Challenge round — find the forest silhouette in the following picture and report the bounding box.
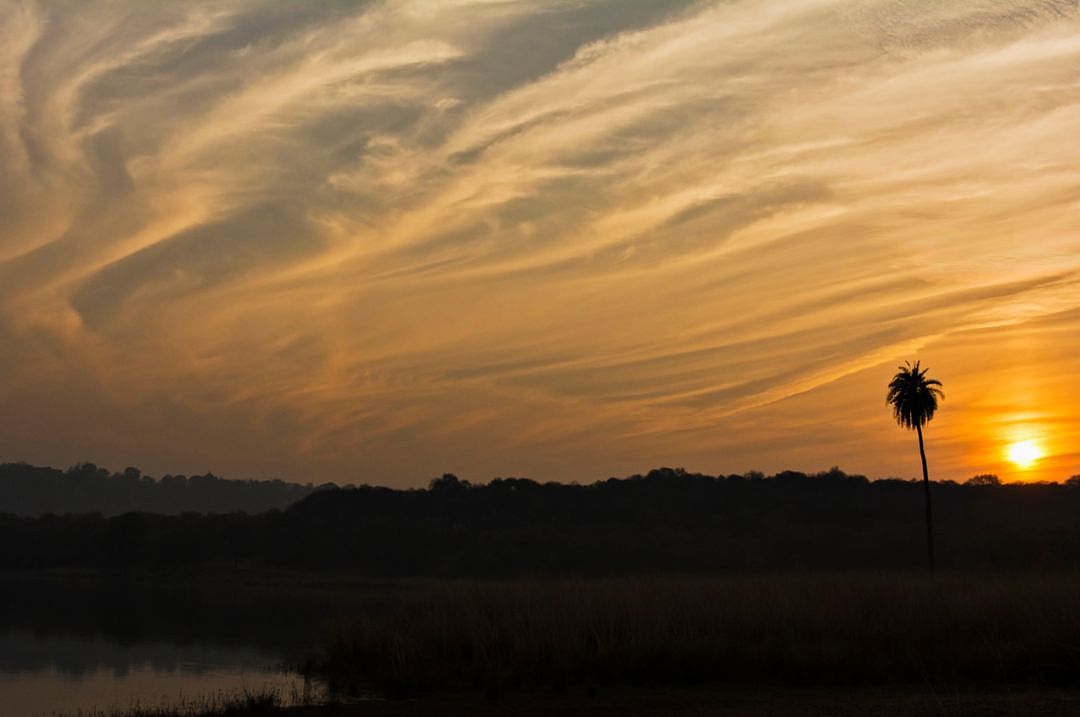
[0,462,321,516]
[2,465,1079,575]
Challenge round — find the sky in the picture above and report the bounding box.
[0,0,1078,486]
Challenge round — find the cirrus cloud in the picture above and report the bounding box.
[1,0,1078,484]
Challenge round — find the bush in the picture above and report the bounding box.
[964,474,1000,487]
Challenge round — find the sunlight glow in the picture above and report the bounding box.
[1007,440,1044,469]
[2,1,1080,483]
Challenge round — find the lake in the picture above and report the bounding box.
[0,572,406,717]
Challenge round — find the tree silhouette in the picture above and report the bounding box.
[965,473,1000,487]
[886,360,944,573]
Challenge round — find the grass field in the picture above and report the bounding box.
[320,573,1080,697]
[68,688,1080,717]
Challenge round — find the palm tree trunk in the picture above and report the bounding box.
[917,423,935,573]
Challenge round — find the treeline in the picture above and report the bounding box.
[0,462,325,516]
[2,467,1080,575]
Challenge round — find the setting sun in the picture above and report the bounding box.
[1007,440,1044,469]
[6,2,1080,714]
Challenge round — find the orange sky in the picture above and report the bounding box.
[0,0,1077,486]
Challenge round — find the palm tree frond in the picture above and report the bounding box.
[885,361,944,431]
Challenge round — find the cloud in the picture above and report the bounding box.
[0,0,1077,484]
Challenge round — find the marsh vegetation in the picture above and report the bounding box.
[321,573,1080,698]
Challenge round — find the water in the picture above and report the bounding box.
[0,573,400,717]
[0,632,313,716]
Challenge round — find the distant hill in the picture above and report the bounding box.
[0,462,326,516]
[2,467,1079,574]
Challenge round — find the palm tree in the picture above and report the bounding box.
[887,360,944,573]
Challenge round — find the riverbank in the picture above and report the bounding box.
[105,686,1080,717]
[31,571,1080,716]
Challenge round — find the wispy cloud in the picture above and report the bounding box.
[1,0,1077,483]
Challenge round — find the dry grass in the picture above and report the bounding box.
[322,573,1080,696]
[64,689,285,717]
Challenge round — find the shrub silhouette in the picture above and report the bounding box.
[965,474,1000,487]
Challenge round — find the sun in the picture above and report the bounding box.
[1007,440,1043,469]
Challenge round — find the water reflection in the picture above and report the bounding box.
[0,663,310,717]
[0,630,286,677]
[0,573,401,716]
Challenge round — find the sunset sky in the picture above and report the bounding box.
[1,0,1077,486]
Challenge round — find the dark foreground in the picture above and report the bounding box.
[322,574,1080,696]
[308,690,1080,717]
[45,572,1080,716]
[106,687,1080,717]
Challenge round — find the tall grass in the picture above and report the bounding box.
[65,688,286,717]
[322,573,1080,696]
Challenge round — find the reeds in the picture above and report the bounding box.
[67,688,283,717]
[322,573,1080,696]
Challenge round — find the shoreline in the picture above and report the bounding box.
[98,686,1080,717]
